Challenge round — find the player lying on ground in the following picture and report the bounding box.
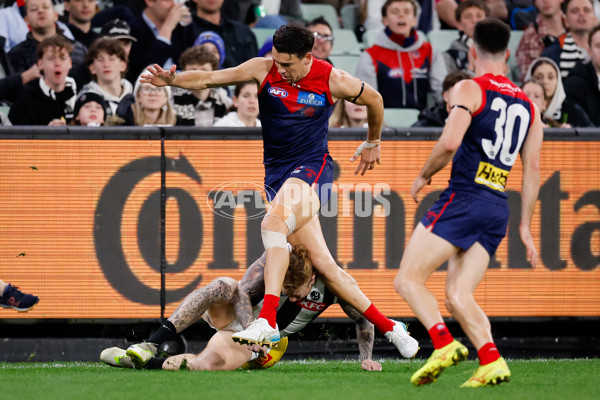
[101,245,384,371]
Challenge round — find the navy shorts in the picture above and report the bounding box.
[264,154,334,206]
[420,189,509,256]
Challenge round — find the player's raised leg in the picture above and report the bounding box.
[395,223,468,385]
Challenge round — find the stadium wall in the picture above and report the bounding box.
[0,126,598,360]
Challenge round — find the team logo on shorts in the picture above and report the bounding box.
[268,87,288,98]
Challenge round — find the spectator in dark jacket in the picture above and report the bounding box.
[0,35,41,104]
[64,0,101,48]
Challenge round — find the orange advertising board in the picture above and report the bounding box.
[0,139,598,319]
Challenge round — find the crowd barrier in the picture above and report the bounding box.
[0,126,599,320]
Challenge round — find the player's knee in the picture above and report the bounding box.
[262,203,297,234]
[210,277,237,299]
[444,289,467,313]
[394,270,412,297]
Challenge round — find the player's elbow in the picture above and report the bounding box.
[439,136,461,153]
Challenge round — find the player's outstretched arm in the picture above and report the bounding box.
[519,105,543,268]
[329,68,383,176]
[410,79,480,203]
[339,299,381,371]
[140,58,272,91]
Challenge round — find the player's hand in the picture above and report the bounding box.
[519,223,538,268]
[141,64,177,87]
[410,175,431,203]
[247,343,271,356]
[361,359,382,371]
[350,143,381,176]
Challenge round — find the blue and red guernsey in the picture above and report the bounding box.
[449,74,535,200]
[258,58,335,168]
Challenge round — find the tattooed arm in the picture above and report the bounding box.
[234,252,267,329]
[339,300,382,371]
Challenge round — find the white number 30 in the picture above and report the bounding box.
[482,97,529,167]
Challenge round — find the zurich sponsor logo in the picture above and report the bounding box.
[298,91,325,106]
[268,87,288,98]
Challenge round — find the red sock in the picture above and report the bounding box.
[478,342,500,365]
[257,294,279,328]
[362,303,395,334]
[428,323,454,349]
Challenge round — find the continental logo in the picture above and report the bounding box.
[475,161,509,192]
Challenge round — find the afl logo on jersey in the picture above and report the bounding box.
[268,87,288,98]
[388,68,403,78]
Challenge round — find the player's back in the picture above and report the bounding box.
[449,74,535,200]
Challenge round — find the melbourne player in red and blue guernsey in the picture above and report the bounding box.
[394,18,544,387]
[141,24,419,359]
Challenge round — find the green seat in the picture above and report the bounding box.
[301,3,340,29]
[252,28,276,48]
[331,29,361,55]
[0,105,10,116]
[329,55,360,74]
[384,108,421,127]
[340,3,358,30]
[507,30,524,84]
[427,29,459,54]
[363,29,380,49]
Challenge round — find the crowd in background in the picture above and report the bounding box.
[0,0,599,128]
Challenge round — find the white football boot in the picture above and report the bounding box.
[100,347,134,368]
[384,320,419,358]
[126,342,157,368]
[231,318,280,347]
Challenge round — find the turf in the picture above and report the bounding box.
[1,359,598,400]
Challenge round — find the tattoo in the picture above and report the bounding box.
[168,278,237,331]
[239,253,266,305]
[340,300,375,362]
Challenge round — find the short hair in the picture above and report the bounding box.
[589,23,600,47]
[382,0,418,17]
[36,35,73,60]
[442,70,472,93]
[562,0,594,14]
[455,0,490,22]
[273,24,314,58]
[283,245,313,290]
[179,45,219,71]
[306,16,333,32]
[473,18,510,56]
[85,38,127,69]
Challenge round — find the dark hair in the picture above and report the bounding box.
[283,245,313,290]
[306,16,333,32]
[589,23,600,47]
[442,70,472,92]
[233,82,256,97]
[85,38,128,78]
[455,0,490,22]
[273,24,314,58]
[562,0,594,14]
[473,18,510,55]
[382,0,418,17]
[36,35,73,60]
[179,45,219,71]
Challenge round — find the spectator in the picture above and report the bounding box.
[9,35,78,126]
[127,0,196,83]
[64,0,101,48]
[361,0,460,32]
[190,0,258,68]
[258,36,274,58]
[194,30,226,68]
[114,70,178,126]
[516,0,566,83]
[524,56,592,126]
[70,90,111,125]
[214,82,260,127]
[329,99,369,128]
[564,24,600,126]
[172,45,232,126]
[306,16,335,65]
[80,38,133,115]
[521,80,550,126]
[356,0,446,109]
[7,0,87,74]
[0,35,41,104]
[100,18,138,59]
[412,69,471,127]
[444,0,490,75]
[542,0,597,77]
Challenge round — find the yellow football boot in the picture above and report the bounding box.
[410,340,469,386]
[461,357,510,388]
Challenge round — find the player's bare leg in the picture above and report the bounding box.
[290,215,418,358]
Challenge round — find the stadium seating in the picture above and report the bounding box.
[427,29,459,54]
[362,29,380,48]
[331,29,361,55]
[252,27,276,48]
[384,108,421,127]
[340,3,358,30]
[0,105,9,116]
[507,30,524,83]
[301,3,340,29]
[329,55,360,74]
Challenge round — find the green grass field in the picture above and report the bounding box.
[1,359,598,400]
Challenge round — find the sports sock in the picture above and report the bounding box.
[428,322,454,349]
[257,294,280,328]
[478,342,500,365]
[147,320,177,347]
[362,303,395,334]
[145,357,167,370]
